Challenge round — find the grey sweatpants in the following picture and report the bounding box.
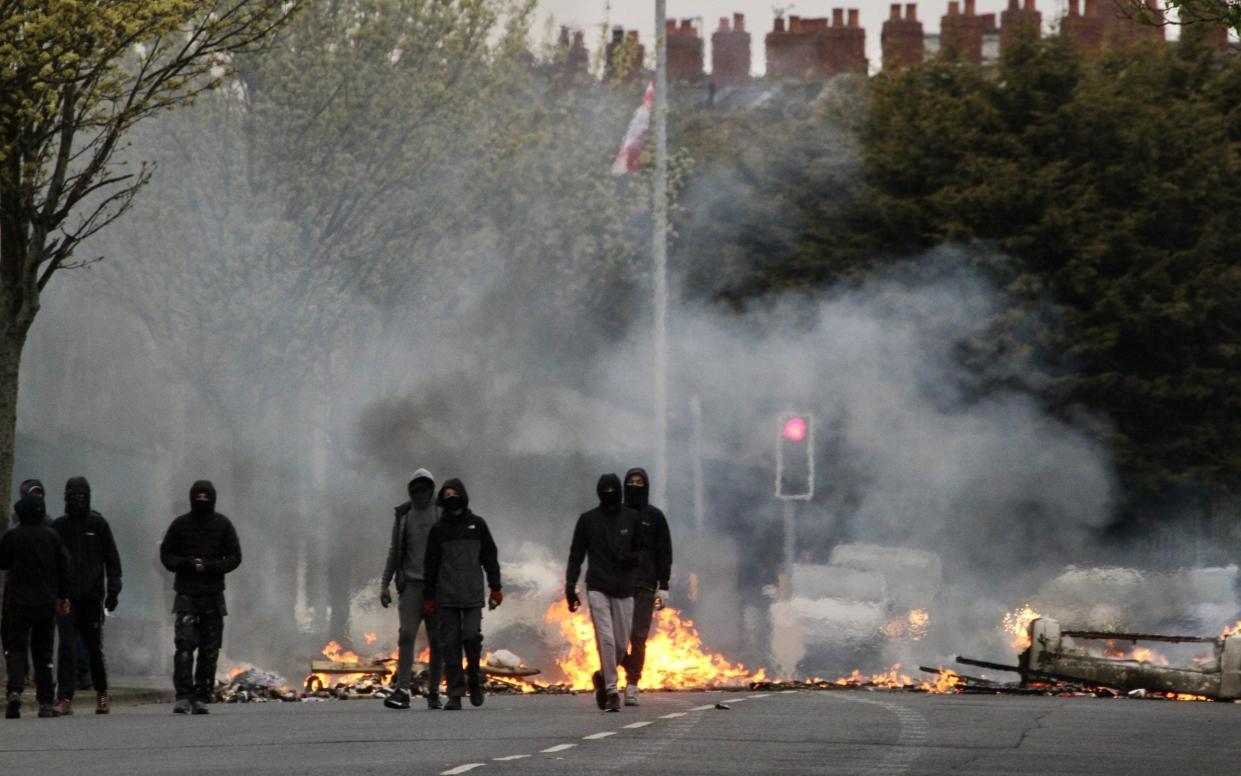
[397,586,442,693]
[587,590,634,694]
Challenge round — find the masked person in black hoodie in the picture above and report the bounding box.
[619,468,672,707]
[159,481,242,715]
[423,479,502,711]
[565,473,642,712]
[2,479,47,664]
[0,494,71,719]
[51,477,122,716]
[379,468,444,709]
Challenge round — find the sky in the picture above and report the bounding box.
[536,0,1079,74]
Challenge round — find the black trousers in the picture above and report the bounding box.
[622,588,657,685]
[440,607,482,699]
[5,609,56,704]
[57,598,108,700]
[172,595,225,702]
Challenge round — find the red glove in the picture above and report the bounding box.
[489,589,503,610]
[422,598,436,614]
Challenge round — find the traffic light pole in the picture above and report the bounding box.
[653,0,670,511]
[782,500,796,600]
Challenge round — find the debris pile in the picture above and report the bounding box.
[215,665,301,703]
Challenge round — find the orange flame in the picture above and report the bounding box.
[832,663,914,689]
[305,640,390,691]
[1220,620,1241,639]
[1003,605,1041,651]
[918,667,964,694]
[881,609,930,640]
[542,601,765,689]
[364,632,378,645]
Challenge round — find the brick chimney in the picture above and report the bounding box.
[882,3,925,69]
[824,8,868,74]
[1100,0,1165,47]
[712,13,752,87]
[766,14,826,79]
[941,0,984,63]
[1061,0,1104,54]
[1000,0,1042,54]
[605,28,644,83]
[668,19,704,82]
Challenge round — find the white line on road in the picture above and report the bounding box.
[493,755,530,761]
[660,712,688,718]
[690,704,715,711]
[748,694,770,699]
[540,744,577,753]
[729,698,748,703]
[583,731,616,740]
[623,721,654,728]
[441,765,485,775]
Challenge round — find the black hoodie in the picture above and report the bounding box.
[566,474,642,598]
[159,481,242,596]
[423,479,501,608]
[0,495,71,614]
[623,468,673,591]
[52,476,122,602]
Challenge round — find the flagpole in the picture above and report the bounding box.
[653,0,669,511]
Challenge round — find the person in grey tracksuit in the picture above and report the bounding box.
[379,468,444,709]
[423,479,502,710]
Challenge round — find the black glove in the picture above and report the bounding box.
[380,589,392,608]
[105,592,119,613]
[565,585,581,613]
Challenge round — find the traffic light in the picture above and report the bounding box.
[776,413,814,500]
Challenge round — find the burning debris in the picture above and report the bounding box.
[215,665,301,703]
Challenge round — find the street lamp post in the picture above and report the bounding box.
[653,0,669,510]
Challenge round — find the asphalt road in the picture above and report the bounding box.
[0,689,1238,775]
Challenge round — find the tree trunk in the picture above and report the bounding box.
[0,319,32,544]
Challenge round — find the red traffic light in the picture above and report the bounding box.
[782,417,807,442]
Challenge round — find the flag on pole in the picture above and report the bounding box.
[611,79,656,175]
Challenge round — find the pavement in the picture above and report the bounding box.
[0,688,1237,775]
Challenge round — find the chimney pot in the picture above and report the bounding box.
[734,13,746,31]
[680,19,694,35]
[1084,0,1097,15]
[906,3,918,20]
[720,16,730,31]
[1068,0,1079,13]
[848,8,860,26]
[1023,0,1036,10]
[890,3,902,20]
[612,26,623,43]
[1007,0,1018,8]
[948,1,960,14]
[665,19,676,34]
[965,0,976,14]
[833,8,845,25]
[789,15,801,32]
[774,17,785,32]
[573,30,584,45]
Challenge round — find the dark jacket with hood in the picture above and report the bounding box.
[381,468,437,594]
[423,479,501,609]
[0,495,71,614]
[566,474,642,598]
[52,476,122,603]
[7,478,47,530]
[623,468,673,591]
[159,481,242,596]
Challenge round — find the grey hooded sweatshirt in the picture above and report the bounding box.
[381,468,437,594]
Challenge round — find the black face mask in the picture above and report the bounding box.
[66,493,89,516]
[624,483,648,508]
[442,495,464,513]
[411,484,434,509]
[600,489,621,509]
[191,496,214,516]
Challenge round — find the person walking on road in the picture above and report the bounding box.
[379,468,444,709]
[159,480,241,715]
[423,479,502,711]
[52,477,122,716]
[565,473,642,712]
[2,479,48,665]
[620,467,672,707]
[0,494,71,719]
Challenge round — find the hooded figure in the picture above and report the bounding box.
[619,467,673,706]
[51,476,122,715]
[3,479,48,665]
[423,479,502,710]
[565,473,643,712]
[0,494,71,718]
[159,480,242,714]
[379,468,445,709]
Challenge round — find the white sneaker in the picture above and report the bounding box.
[624,685,639,707]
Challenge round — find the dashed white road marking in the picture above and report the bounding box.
[689,704,715,711]
[440,765,485,775]
[660,711,687,718]
[540,743,577,753]
[492,755,530,761]
[583,731,616,740]
[728,698,748,703]
[623,721,654,728]
[748,694,770,699]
